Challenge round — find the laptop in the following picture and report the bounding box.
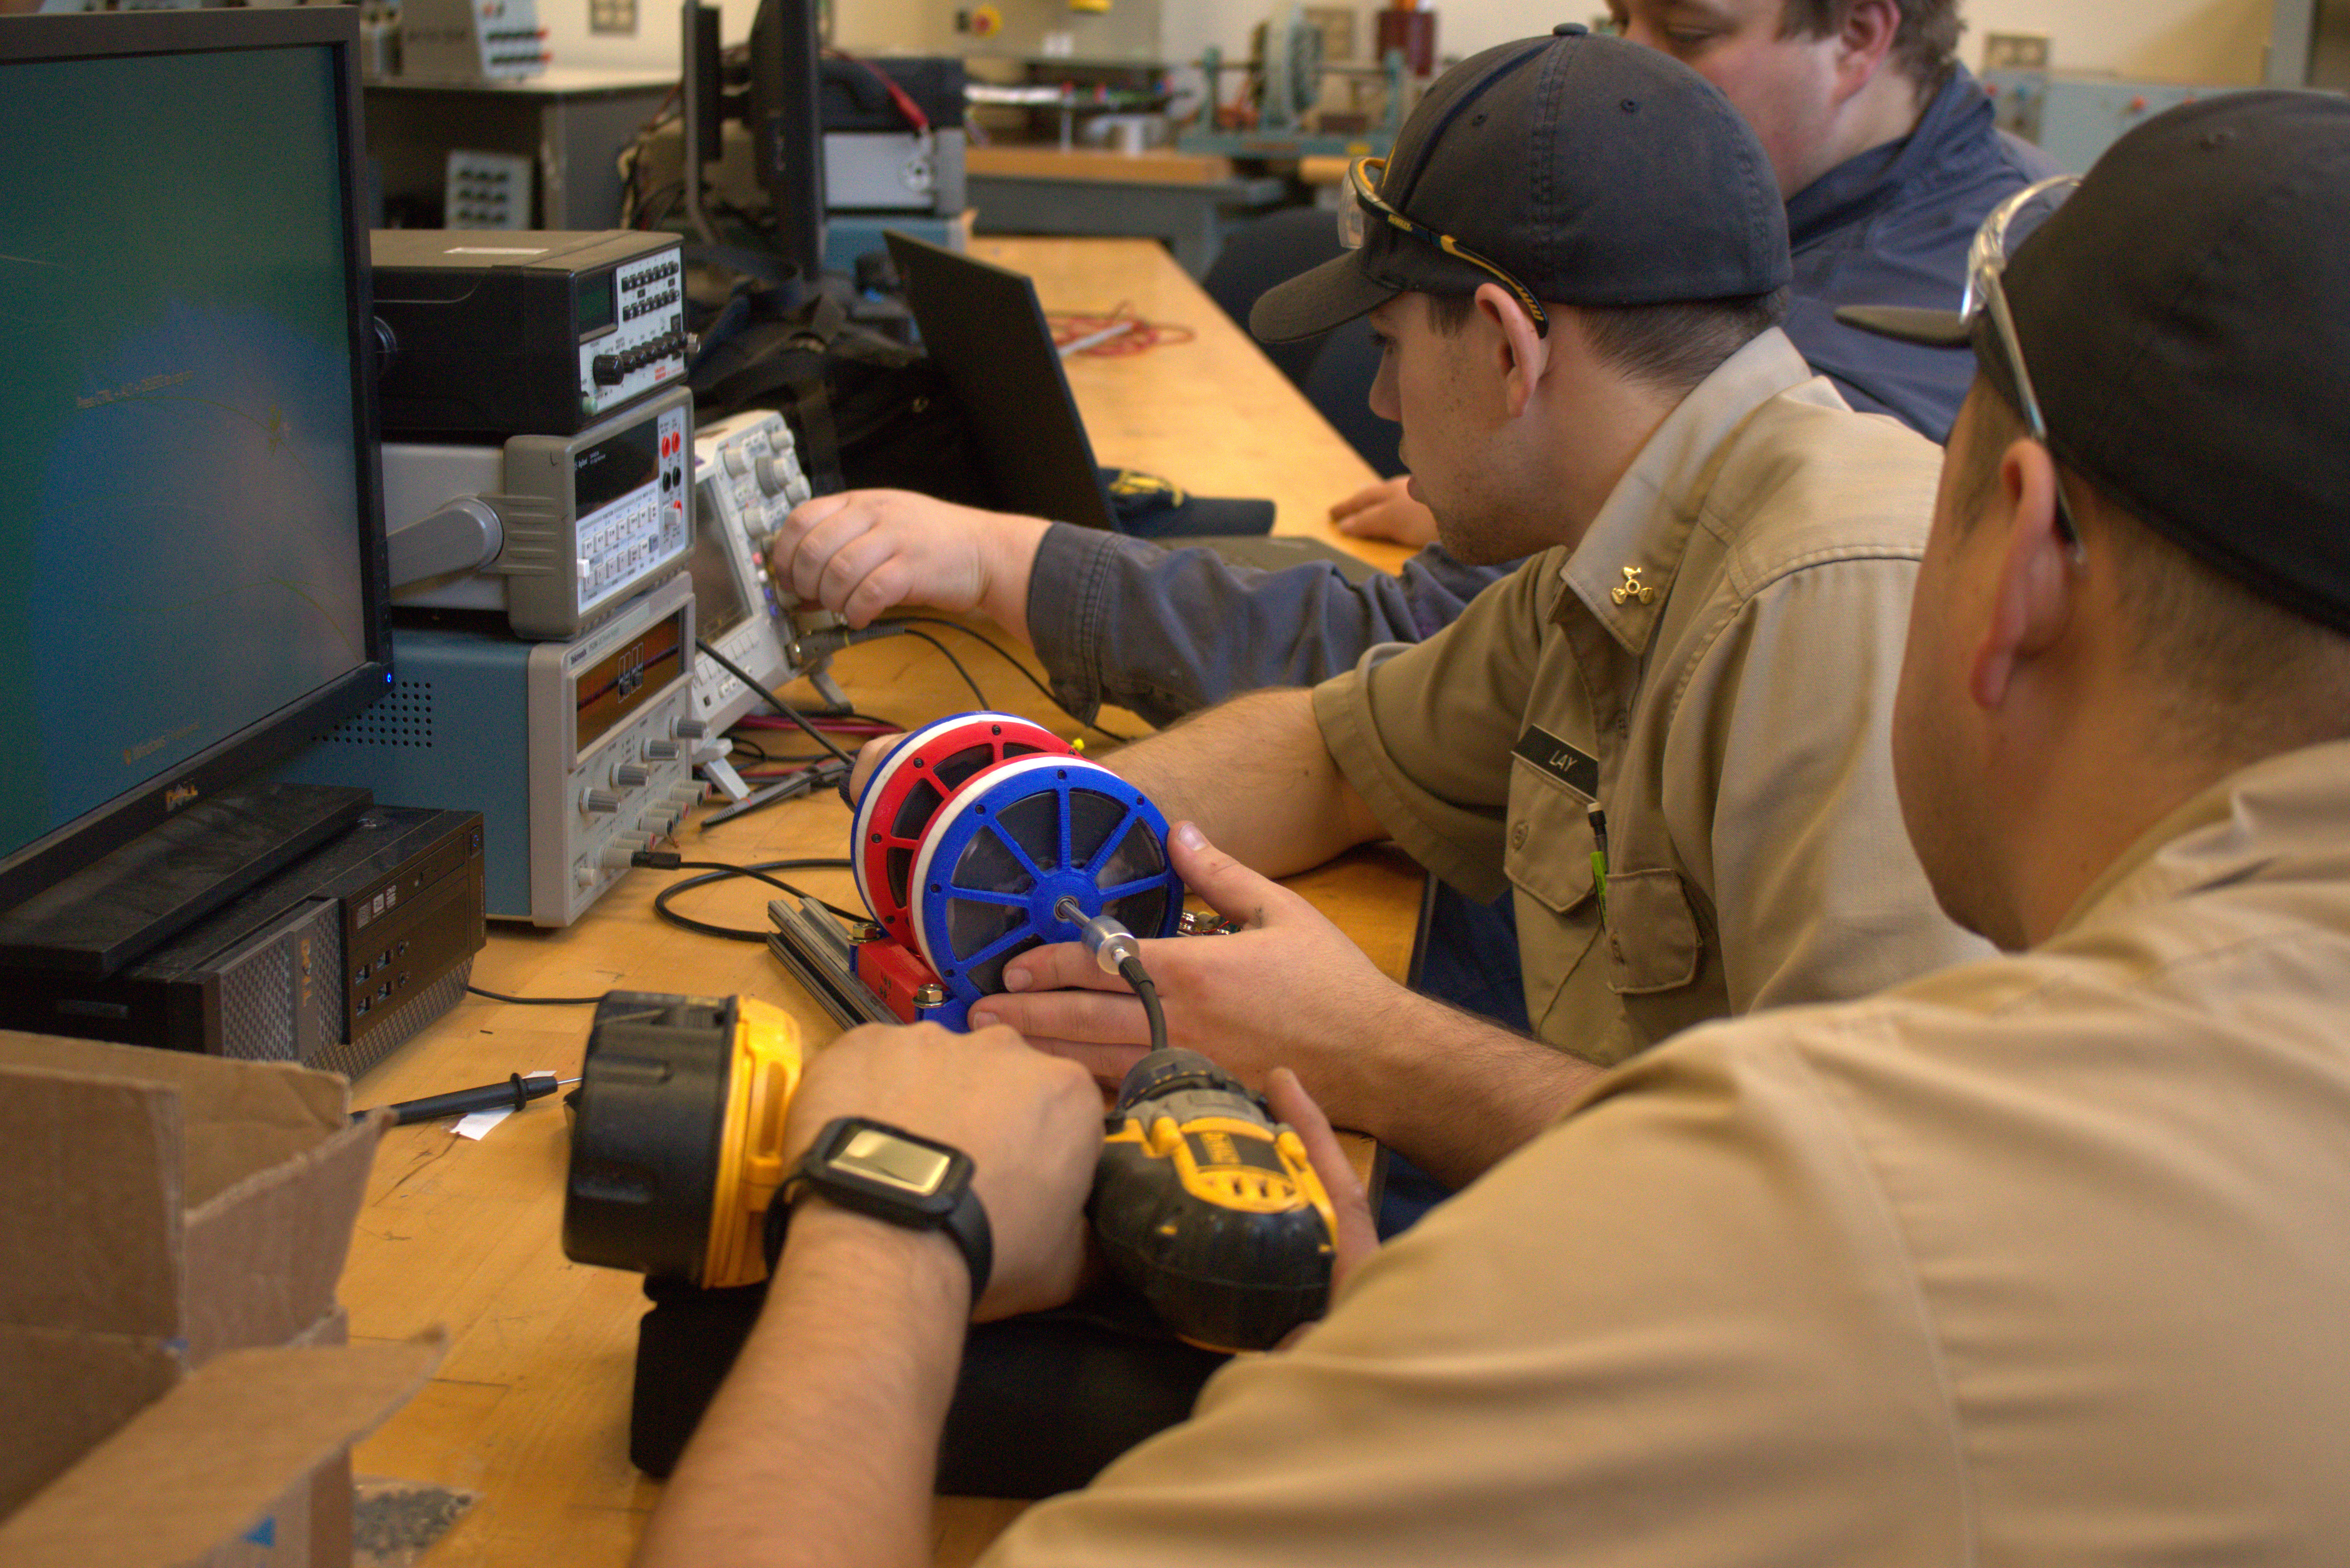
[883,231,1381,585]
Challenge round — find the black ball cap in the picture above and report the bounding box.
[1841,91,2350,635]
[1250,30,1787,343]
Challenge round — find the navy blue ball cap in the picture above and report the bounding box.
[1250,29,1789,344]
[1846,90,2350,634]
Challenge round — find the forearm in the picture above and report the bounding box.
[1344,989,1601,1188]
[634,1204,970,1568]
[1023,528,1482,729]
[1102,688,1384,878]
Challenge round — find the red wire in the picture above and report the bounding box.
[823,46,931,134]
[1047,303,1196,357]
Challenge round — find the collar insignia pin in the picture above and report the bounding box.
[1611,565,1656,607]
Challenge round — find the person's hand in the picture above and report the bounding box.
[1263,1067,1379,1300]
[771,490,1051,640]
[846,731,900,803]
[1328,475,1438,548]
[967,822,1410,1139]
[779,1021,1103,1320]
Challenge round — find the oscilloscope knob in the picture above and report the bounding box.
[671,717,708,740]
[754,456,786,497]
[644,740,680,761]
[612,763,651,788]
[723,447,753,478]
[583,790,622,815]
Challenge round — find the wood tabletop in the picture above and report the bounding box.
[964,145,1245,186]
[342,236,1419,1568]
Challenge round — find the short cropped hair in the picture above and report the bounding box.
[1423,287,1790,397]
[1951,383,2350,758]
[1780,0,1963,95]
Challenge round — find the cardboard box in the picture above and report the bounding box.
[0,1034,441,1567]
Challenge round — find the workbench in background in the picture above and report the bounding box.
[965,146,1291,276]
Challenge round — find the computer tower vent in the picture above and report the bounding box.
[216,899,343,1063]
[322,679,435,749]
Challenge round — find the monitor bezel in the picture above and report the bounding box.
[0,7,396,915]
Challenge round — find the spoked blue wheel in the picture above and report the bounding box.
[909,754,1186,1013]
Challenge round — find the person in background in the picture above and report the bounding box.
[641,90,2350,1568]
[1331,0,2056,546]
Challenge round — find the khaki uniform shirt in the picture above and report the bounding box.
[983,740,2350,1566]
[1313,330,1989,1063]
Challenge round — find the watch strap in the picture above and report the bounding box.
[783,1120,994,1303]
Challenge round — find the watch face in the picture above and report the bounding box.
[833,1127,955,1197]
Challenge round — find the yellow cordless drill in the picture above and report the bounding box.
[563,990,1336,1352]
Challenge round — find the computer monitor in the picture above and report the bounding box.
[0,9,394,919]
[746,0,827,280]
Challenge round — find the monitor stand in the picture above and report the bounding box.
[0,782,371,977]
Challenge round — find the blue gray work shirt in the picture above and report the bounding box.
[1026,67,2058,728]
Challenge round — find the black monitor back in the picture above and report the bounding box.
[884,231,1120,532]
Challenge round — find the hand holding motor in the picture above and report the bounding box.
[1328,475,1439,548]
[779,1021,1103,1320]
[968,822,1414,1140]
[772,490,1050,641]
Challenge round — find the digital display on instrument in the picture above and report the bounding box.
[575,271,614,338]
[572,399,689,612]
[574,606,686,754]
[575,420,658,514]
[685,480,751,642]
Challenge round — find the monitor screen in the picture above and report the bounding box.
[0,10,392,912]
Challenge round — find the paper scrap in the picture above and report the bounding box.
[452,1071,555,1141]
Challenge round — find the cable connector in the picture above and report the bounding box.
[1054,896,1143,976]
[790,622,907,660]
[632,849,685,869]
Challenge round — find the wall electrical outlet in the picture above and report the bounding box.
[591,0,637,35]
[1983,31,2052,71]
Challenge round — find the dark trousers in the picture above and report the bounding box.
[1381,880,1525,1236]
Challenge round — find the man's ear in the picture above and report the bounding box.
[1969,437,2081,710]
[1831,0,1902,102]
[1475,282,1551,420]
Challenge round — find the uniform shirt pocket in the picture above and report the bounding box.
[1502,754,1597,914]
[1602,866,1704,995]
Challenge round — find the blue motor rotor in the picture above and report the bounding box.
[907,754,1186,1019]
